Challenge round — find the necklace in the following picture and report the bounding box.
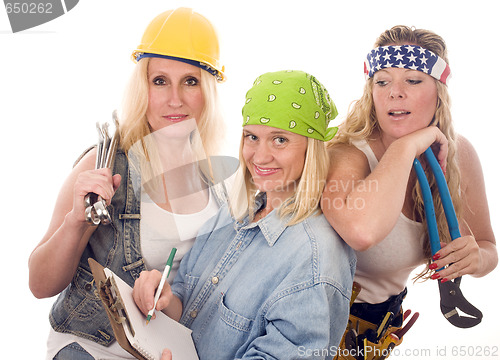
[253,208,268,222]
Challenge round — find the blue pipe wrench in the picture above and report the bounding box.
[414,148,482,328]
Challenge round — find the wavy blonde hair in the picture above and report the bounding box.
[117,58,224,188]
[230,136,330,226]
[330,25,462,278]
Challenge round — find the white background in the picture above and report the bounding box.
[1,0,498,359]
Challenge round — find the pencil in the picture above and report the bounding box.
[146,247,177,324]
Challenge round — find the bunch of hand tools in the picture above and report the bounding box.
[84,111,120,226]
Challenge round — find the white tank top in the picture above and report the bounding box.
[352,140,426,304]
[140,187,219,281]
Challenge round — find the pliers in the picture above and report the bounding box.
[413,147,482,328]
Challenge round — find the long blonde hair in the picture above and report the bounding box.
[331,25,462,278]
[118,58,224,188]
[231,136,330,226]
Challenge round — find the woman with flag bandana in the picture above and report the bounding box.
[321,25,497,355]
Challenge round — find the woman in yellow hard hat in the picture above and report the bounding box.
[29,8,232,359]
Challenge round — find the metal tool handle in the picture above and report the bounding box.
[84,111,120,226]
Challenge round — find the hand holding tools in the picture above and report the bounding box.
[413,148,482,328]
[84,111,120,226]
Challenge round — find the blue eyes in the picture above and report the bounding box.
[244,134,288,145]
[375,79,423,86]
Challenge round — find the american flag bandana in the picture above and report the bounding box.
[364,45,451,85]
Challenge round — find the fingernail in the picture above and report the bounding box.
[441,278,449,283]
[432,253,441,261]
[429,263,438,270]
[431,273,441,280]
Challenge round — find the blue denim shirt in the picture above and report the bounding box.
[171,199,356,360]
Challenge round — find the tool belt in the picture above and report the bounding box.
[334,313,403,360]
[334,283,407,360]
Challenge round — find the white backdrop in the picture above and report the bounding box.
[1,0,498,359]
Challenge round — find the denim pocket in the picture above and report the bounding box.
[218,294,253,332]
[56,266,102,321]
[50,266,115,344]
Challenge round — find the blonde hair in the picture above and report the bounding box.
[230,136,330,226]
[118,58,224,188]
[330,25,462,278]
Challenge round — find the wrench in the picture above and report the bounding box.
[84,111,120,226]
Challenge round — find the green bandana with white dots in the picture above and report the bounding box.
[242,70,338,141]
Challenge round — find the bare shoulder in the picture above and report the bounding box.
[456,134,479,161]
[456,134,483,169]
[73,147,98,172]
[455,134,485,190]
[57,147,98,200]
[327,142,370,178]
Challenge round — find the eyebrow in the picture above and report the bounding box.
[375,68,424,76]
[269,131,289,136]
[148,70,201,79]
[243,129,290,136]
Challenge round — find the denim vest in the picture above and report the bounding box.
[49,148,228,346]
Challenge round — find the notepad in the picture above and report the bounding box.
[89,258,198,360]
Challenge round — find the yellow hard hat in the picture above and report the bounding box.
[132,7,225,82]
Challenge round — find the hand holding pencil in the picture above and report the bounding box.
[133,248,178,323]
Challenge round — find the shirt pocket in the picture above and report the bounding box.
[218,293,254,332]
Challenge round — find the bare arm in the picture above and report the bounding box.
[321,126,448,251]
[432,135,497,279]
[28,149,121,298]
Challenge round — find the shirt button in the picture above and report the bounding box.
[190,310,198,318]
[211,276,219,285]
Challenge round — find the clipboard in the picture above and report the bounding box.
[89,258,199,360]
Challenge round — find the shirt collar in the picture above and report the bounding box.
[235,193,290,247]
[257,210,290,247]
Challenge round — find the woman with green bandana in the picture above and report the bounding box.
[133,70,356,360]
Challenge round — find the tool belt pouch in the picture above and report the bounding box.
[334,314,403,360]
